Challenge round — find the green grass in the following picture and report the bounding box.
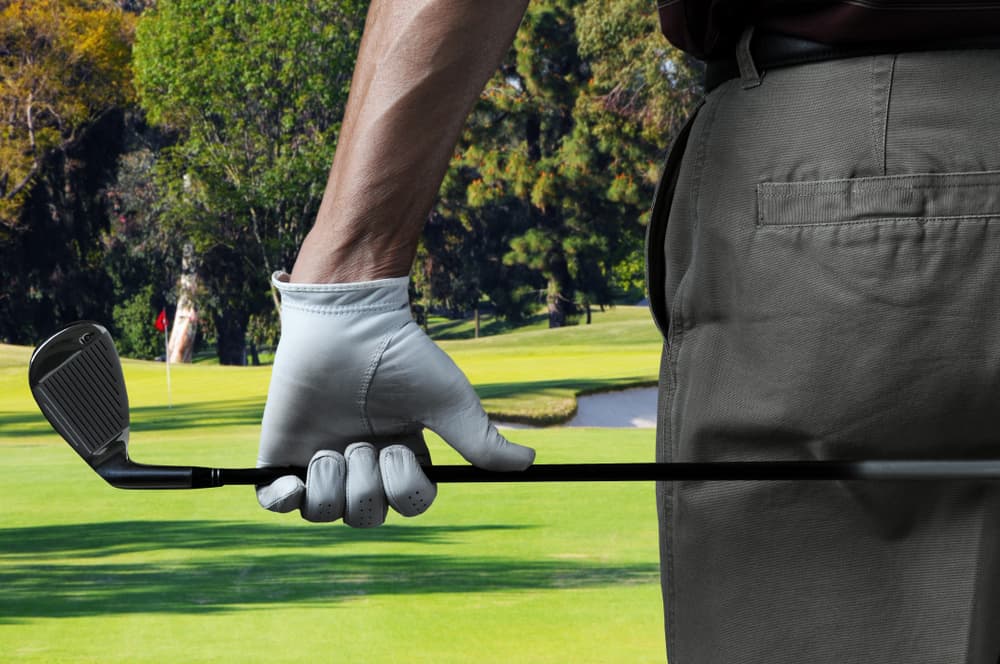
[0,310,667,663]
[425,310,552,340]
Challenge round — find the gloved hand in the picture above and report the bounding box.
[256,271,535,527]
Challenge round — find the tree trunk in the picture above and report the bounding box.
[547,254,576,329]
[168,244,198,363]
[474,305,480,339]
[585,301,592,325]
[548,285,570,327]
[213,310,248,366]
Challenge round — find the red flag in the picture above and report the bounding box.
[155,308,168,332]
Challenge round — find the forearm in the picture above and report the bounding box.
[292,0,530,283]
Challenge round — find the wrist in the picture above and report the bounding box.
[273,270,409,297]
[290,227,416,284]
[271,270,412,326]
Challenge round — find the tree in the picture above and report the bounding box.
[0,0,135,225]
[132,0,367,363]
[569,0,702,313]
[433,0,700,328]
[102,114,183,355]
[0,0,137,343]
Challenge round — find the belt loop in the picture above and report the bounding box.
[737,26,762,89]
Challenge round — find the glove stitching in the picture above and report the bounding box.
[259,482,302,511]
[279,301,407,315]
[358,318,413,435]
[272,273,408,293]
[358,330,396,436]
[380,453,399,513]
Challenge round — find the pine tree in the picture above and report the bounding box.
[433,0,700,328]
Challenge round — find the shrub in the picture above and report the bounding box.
[112,285,164,359]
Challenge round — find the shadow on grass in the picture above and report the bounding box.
[0,399,266,440]
[129,399,265,432]
[0,521,658,621]
[0,410,53,438]
[428,313,549,341]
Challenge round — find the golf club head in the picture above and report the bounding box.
[29,321,131,471]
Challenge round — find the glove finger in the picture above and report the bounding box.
[256,474,306,513]
[379,445,436,517]
[432,402,535,471]
[302,450,347,523]
[344,443,388,528]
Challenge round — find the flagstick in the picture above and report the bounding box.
[164,320,172,408]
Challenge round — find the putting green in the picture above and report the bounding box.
[0,309,668,662]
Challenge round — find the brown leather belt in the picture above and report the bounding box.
[704,29,1000,93]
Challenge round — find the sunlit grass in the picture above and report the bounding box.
[0,311,666,662]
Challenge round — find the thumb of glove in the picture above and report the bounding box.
[428,398,535,471]
[366,313,535,471]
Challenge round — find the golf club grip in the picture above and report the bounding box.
[214,460,1000,487]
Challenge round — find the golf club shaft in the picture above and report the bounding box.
[98,460,1000,489]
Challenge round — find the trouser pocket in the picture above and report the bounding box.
[645,101,703,337]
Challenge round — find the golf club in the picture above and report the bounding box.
[28,320,1000,489]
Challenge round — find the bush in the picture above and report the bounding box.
[490,285,542,324]
[112,285,164,359]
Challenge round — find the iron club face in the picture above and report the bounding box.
[29,321,132,473]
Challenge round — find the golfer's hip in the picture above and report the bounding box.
[654,48,1000,664]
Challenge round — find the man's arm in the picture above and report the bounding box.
[292,0,531,283]
[256,1,536,526]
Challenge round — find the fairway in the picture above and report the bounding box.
[0,309,667,663]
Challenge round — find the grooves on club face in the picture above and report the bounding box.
[29,321,130,464]
[28,321,142,486]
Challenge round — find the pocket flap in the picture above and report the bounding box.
[757,170,1000,227]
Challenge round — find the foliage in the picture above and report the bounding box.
[111,282,163,359]
[131,0,367,363]
[431,0,700,328]
[0,0,135,226]
[1,0,702,350]
[0,108,131,344]
[114,0,156,13]
[0,0,138,344]
[102,115,180,307]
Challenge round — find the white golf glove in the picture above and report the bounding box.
[256,271,535,527]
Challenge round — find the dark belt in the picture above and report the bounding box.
[704,29,1000,93]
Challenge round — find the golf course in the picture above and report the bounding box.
[0,307,668,663]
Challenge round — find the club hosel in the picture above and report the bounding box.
[95,453,205,489]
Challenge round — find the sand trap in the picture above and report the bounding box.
[565,386,657,428]
[497,386,658,429]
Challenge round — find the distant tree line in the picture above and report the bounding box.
[0,0,700,363]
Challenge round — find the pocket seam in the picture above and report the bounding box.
[757,170,1000,228]
[757,213,1000,230]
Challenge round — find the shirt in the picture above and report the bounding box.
[657,0,1000,60]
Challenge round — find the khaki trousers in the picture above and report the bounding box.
[649,49,1000,663]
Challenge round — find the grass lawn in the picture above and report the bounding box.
[0,309,667,663]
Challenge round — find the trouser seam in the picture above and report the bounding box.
[661,85,727,664]
[872,54,897,176]
[883,55,896,175]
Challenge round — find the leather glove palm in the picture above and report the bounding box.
[256,271,535,527]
